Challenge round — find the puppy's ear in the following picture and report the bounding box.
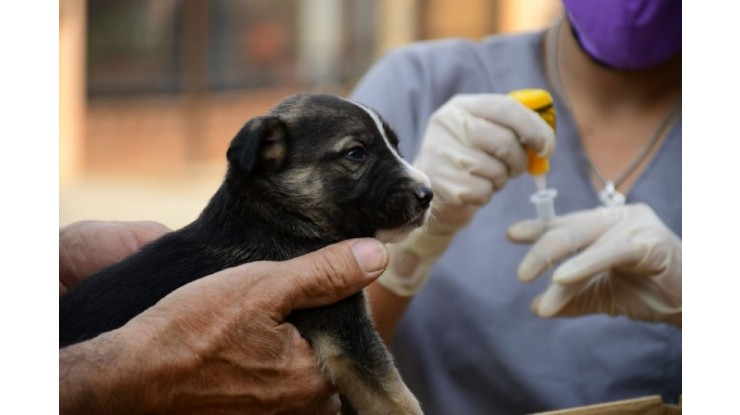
[227,116,289,174]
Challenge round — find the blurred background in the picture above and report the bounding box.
[59,0,562,229]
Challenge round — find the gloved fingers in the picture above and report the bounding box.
[508,207,617,243]
[426,108,527,180]
[422,144,508,206]
[507,218,547,243]
[552,213,682,284]
[433,174,496,206]
[531,278,591,317]
[452,94,556,157]
[552,238,645,285]
[516,227,579,283]
[516,219,615,283]
[458,150,510,193]
[461,115,529,178]
[417,130,504,180]
[534,272,680,321]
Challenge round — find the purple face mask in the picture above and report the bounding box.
[562,0,681,70]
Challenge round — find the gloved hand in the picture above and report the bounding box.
[507,203,682,327]
[378,94,555,296]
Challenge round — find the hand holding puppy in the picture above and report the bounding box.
[379,94,555,296]
[59,220,171,295]
[60,238,389,415]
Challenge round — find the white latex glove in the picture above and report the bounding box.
[507,203,682,327]
[378,94,555,296]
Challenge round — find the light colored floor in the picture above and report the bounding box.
[59,165,227,230]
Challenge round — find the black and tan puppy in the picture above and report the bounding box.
[60,93,432,414]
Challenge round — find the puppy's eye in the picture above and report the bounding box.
[344,147,367,161]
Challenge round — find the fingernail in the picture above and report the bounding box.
[352,239,387,274]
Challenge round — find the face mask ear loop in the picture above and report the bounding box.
[563,14,618,69]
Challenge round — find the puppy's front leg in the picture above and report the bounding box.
[293,294,422,415]
[313,330,422,415]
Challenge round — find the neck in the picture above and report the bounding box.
[554,17,681,111]
[544,16,682,200]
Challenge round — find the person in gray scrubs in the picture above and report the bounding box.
[353,1,681,413]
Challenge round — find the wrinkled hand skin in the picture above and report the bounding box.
[60,238,387,414]
[508,203,682,328]
[59,220,171,295]
[130,263,340,414]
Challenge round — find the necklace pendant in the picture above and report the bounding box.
[599,181,625,208]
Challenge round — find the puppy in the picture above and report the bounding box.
[59,93,432,414]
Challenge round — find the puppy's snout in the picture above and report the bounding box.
[414,185,434,209]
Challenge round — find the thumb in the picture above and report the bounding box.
[268,238,389,316]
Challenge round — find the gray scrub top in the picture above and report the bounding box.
[350,30,681,414]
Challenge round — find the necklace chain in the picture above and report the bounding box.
[544,17,681,207]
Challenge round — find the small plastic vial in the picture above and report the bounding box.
[530,175,557,227]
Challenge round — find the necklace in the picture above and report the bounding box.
[544,18,682,208]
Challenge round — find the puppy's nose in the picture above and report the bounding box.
[414,185,434,209]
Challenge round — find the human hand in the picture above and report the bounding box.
[59,220,171,295]
[507,203,681,327]
[379,94,555,296]
[60,238,389,415]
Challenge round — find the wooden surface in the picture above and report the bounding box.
[532,395,681,415]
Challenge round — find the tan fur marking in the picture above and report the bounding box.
[280,166,324,203]
[261,141,287,163]
[277,166,337,235]
[312,335,423,415]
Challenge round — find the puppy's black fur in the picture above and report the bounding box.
[60,93,430,414]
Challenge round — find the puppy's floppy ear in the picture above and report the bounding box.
[227,115,289,174]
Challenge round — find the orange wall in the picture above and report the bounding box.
[59,0,86,183]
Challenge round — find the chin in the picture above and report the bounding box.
[374,211,429,243]
[375,227,414,244]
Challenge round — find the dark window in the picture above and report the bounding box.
[86,0,375,96]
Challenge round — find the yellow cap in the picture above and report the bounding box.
[507,89,556,175]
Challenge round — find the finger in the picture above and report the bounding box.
[119,221,171,247]
[425,147,507,205]
[507,219,547,243]
[462,115,529,178]
[507,208,612,243]
[267,239,389,315]
[531,278,590,317]
[516,226,595,283]
[514,209,621,282]
[453,144,511,190]
[531,290,591,319]
[454,94,556,157]
[552,239,644,285]
[432,173,497,206]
